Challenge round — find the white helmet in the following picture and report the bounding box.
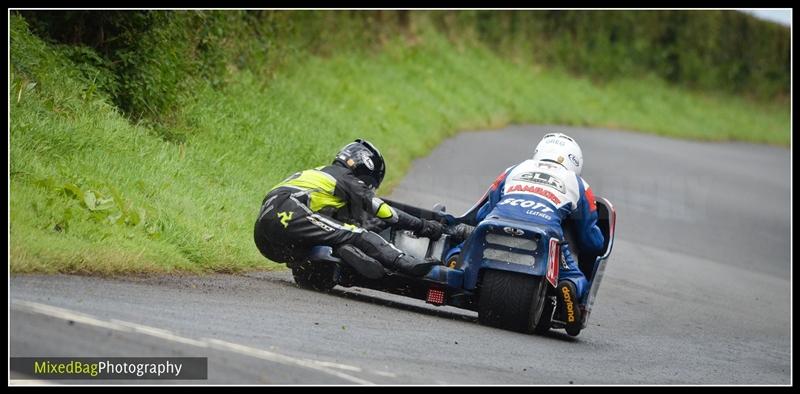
[532,133,584,175]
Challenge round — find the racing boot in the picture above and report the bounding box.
[335,244,386,280]
[389,253,438,277]
[557,280,582,336]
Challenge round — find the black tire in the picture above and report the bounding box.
[292,262,336,292]
[478,270,548,333]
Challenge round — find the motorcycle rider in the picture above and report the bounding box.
[464,133,604,335]
[254,139,445,279]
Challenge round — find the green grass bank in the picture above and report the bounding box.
[9,13,790,275]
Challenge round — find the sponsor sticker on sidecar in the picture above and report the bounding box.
[547,238,559,287]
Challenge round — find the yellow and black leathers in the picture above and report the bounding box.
[253,164,434,272]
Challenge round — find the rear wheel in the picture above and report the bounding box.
[292,262,336,292]
[478,270,548,333]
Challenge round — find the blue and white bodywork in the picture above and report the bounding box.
[303,188,616,336]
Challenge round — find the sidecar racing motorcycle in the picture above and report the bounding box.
[289,192,616,337]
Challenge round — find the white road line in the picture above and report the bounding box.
[109,319,209,348]
[11,300,375,385]
[371,370,399,378]
[310,361,362,372]
[203,339,373,385]
[12,301,132,332]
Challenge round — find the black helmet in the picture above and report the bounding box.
[333,139,386,189]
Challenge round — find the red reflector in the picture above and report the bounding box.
[426,288,445,305]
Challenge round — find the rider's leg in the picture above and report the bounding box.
[254,193,306,265]
[557,244,588,335]
[255,193,360,267]
[558,244,589,300]
[255,193,433,277]
[335,244,385,279]
[279,206,436,277]
[351,231,437,276]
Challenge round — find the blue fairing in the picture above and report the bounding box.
[459,217,561,291]
[303,192,616,328]
[424,265,465,289]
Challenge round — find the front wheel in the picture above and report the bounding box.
[292,262,336,292]
[478,270,548,333]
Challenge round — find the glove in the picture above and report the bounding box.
[446,223,475,242]
[415,219,444,241]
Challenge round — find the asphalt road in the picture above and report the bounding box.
[10,125,791,385]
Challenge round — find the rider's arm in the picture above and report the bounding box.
[332,169,423,231]
[570,177,605,253]
[475,166,515,222]
[371,197,424,231]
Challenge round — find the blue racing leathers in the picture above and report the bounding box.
[474,159,604,301]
